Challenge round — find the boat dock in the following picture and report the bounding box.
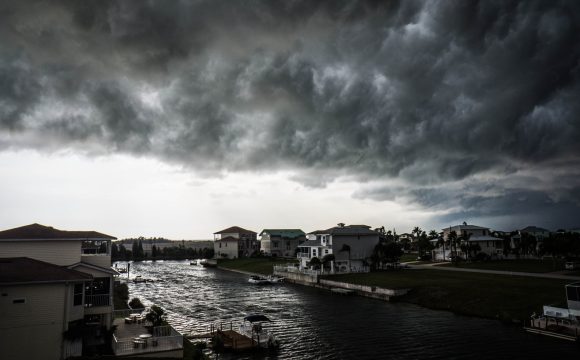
[330,287,355,295]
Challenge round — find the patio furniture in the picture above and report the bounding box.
[124,317,133,324]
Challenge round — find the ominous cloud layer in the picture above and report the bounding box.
[1,0,580,229]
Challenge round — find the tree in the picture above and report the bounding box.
[417,231,434,258]
[145,305,167,327]
[447,230,459,264]
[321,254,335,272]
[308,256,321,269]
[411,226,423,252]
[128,297,144,309]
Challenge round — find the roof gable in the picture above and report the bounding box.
[0,257,92,285]
[0,223,116,240]
[260,229,305,238]
[214,226,256,234]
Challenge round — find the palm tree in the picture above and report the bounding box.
[448,230,458,264]
[412,226,422,253]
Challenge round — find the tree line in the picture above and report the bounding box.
[111,239,214,261]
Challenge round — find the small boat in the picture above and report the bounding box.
[200,259,217,268]
[132,276,153,283]
[267,275,284,283]
[248,275,270,285]
[238,314,279,349]
[524,282,580,341]
[248,275,285,285]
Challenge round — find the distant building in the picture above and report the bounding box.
[520,226,551,241]
[433,223,503,260]
[259,229,306,257]
[0,223,118,359]
[297,224,380,272]
[213,226,259,259]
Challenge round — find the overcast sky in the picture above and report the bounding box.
[1,1,579,239]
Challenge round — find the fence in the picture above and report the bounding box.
[84,294,111,307]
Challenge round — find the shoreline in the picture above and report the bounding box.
[215,265,512,323]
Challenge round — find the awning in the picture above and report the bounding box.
[244,314,271,323]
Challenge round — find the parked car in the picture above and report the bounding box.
[565,261,580,270]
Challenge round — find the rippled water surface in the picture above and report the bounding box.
[118,260,577,359]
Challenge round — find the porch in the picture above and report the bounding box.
[112,317,184,357]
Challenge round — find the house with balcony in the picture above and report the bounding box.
[213,226,259,258]
[297,224,380,272]
[433,223,503,260]
[260,229,306,257]
[0,223,118,358]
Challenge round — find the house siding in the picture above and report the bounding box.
[0,283,67,360]
[81,254,111,268]
[0,240,81,265]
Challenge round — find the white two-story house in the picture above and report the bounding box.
[213,226,259,259]
[433,223,503,260]
[0,223,118,359]
[297,224,380,272]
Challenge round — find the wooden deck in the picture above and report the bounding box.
[217,330,257,351]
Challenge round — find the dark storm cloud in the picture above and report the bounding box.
[1,0,580,227]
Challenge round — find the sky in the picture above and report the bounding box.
[1,1,580,239]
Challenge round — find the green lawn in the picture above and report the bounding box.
[217,257,297,275]
[436,259,565,273]
[326,269,569,321]
[400,254,419,262]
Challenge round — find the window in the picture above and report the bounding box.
[74,283,83,306]
[273,242,278,248]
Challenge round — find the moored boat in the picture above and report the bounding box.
[238,314,279,349]
[524,282,580,341]
[248,275,270,285]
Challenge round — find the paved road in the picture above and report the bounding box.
[404,262,580,281]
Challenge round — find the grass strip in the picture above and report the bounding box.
[326,269,569,321]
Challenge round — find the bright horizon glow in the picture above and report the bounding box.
[0,150,439,239]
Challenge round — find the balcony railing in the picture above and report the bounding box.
[85,294,111,307]
[113,325,183,356]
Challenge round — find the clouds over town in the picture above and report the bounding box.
[1,0,580,230]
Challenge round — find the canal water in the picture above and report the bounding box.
[118,260,577,359]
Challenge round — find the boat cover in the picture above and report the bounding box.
[244,314,271,323]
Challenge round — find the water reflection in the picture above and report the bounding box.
[118,260,576,359]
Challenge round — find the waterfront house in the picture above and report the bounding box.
[213,226,259,259]
[433,223,503,260]
[0,223,118,359]
[259,229,306,257]
[297,224,380,272]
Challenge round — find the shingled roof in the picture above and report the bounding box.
[0,257,92,285]
[0,223,116,240]
[259,229,305,238]
[214,226,256,234]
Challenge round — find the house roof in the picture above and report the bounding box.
[214,226,256,235]
[68,262,120,275]
[0,223,116,241]
[443,224,489,232]
[307,225,378,237]
[298,239,322,247]
[0,257,92,285]
[259,229,305,238]
[521,226,550,233]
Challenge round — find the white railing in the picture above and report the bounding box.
[85,294,111,307]
[113,326,183,356]
[113,308,146,318]
[297,253,310,258]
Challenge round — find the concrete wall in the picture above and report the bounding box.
[0,283,67,360]
[0,240,81,265]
